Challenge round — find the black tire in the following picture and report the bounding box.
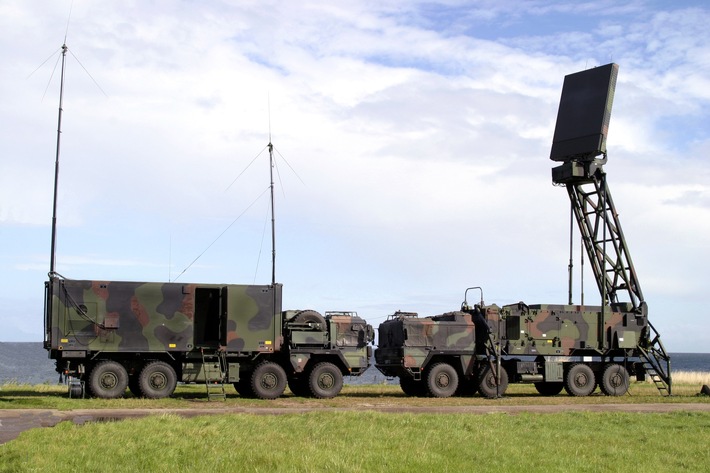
[308,362,344,399]
[564,363,596,397]
[128,376,142,397]
[85,380,97,398]
[293,310,326,327]
[456,377,479,397]
[600,364,629,396]
[288,376,311,397]
[534,382,564,396]
[88,360,128,399]
[426,363,459,398]
[250,362,287,400]
[233,379,255,397]
[399,377,427,397]
[68,382,84,398]
[477,365,509,399]
[139,361,177,399]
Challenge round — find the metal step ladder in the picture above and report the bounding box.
[200,347,227,401]
[638,322,672,396]
[483,333,505,397]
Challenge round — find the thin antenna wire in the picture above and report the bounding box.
[253,199,270,284]
[40,52,63,103]
[64,0,74,43]
[224,144,269,191]
[27,47,62,80]
[174,186,270,281]
[272,151,286,199]
[68,49,108,97]
[169,234,172,282]
[274,147,306,187]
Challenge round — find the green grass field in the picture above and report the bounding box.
[1,374,708,472]
[1,410,708,472]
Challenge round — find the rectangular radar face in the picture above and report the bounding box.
[550,63,618,162]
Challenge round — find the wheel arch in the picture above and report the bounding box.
[295,352,351,376]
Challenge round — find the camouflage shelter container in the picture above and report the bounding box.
[45,275,373,400]
[498,303,646,356]
[45,278,281,355]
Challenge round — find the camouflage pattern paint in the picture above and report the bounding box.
[224,284,282,352]
[327,313,373,372]
[286,312,373,374]
[44,275,373,398]
[375,300,650,392]
[47,278,198,353]
[375,311,475,379]
[496,303,645,356]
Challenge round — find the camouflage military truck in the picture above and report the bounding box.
[44,275,374,399]
[40,50,373,400]
[375,289,664,398]
[376,63,672,399]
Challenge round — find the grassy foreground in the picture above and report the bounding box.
[1,410,709,473]
[0,376,708,472]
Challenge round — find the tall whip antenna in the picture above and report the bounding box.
[269,141,276,286]
[49,43,68,276]
[49,1,74,275]
[268,94,276,285]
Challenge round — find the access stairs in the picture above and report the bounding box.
[200,347,228,401]
[483,333,505,398]
[638,322,672,396]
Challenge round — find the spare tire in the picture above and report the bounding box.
[292,310,326,327]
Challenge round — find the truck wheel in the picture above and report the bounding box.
[477,365,508,398]
[600,364,629,396]
[564,363,596,397]
[400,376,427,397]
[251,362,287,400]
[88,360,128,399]
[426,363,459,398]
[288,376,311,397]
[456,377,479,397]
[128,376,142,397]
[233,379,255,398]
[534,382,564,396]
[68,381,84,398]
[139,361,177,399]
[293,310,326,327]
[308,362,343,399]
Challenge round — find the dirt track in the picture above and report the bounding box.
[2,403,709,445]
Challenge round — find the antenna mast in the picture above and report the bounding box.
[49,44,68,275]
[269,141,276,286]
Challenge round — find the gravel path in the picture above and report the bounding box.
[2,403,710,444]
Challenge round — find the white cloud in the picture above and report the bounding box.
[1,0,709,352]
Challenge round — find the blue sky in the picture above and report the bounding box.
[1,1,708,352]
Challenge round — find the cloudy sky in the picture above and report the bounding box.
[1,1,708,352]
